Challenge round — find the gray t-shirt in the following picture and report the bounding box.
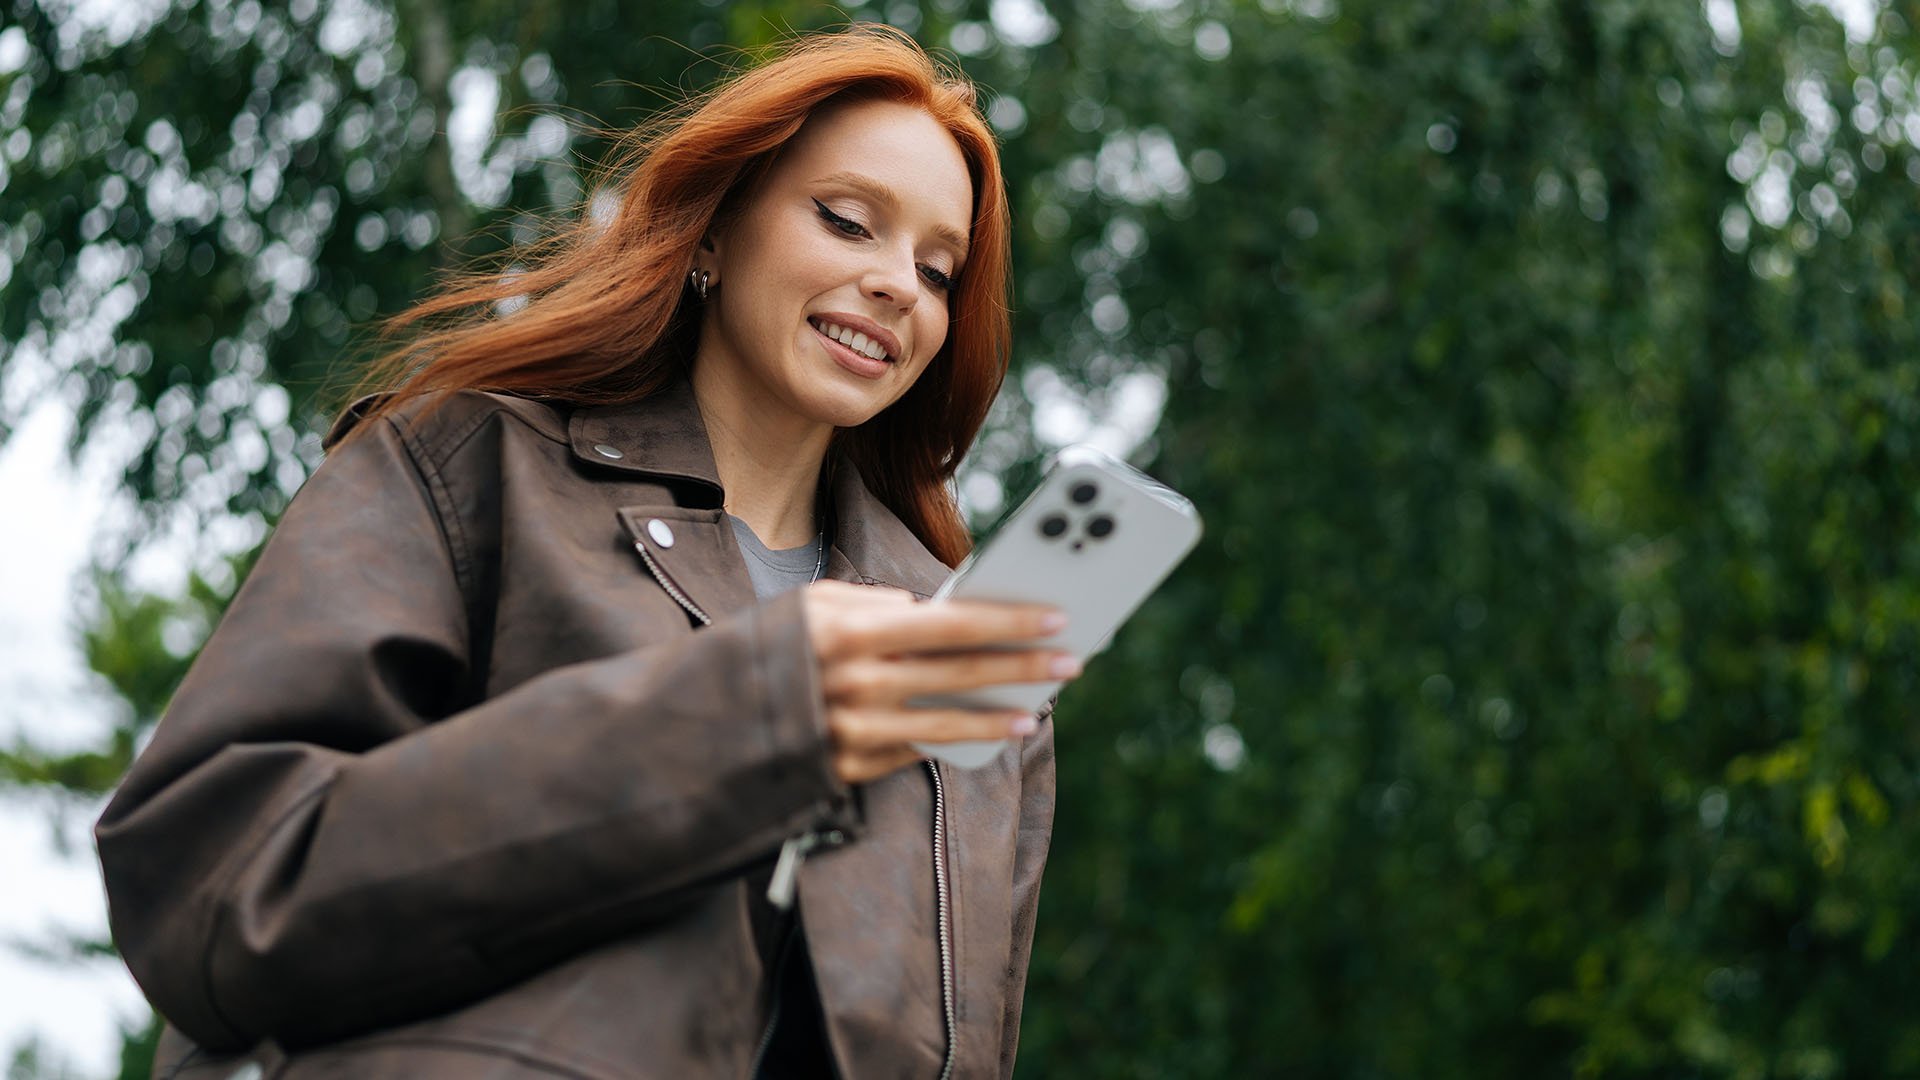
[728,514,834,1070]
[727,514,823,601]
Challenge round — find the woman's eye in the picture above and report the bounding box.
[813,199,869,238]
[813,198,956,292]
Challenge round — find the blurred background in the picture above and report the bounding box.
[3,0,1918,1075]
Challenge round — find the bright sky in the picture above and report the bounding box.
[0,401,150,1076]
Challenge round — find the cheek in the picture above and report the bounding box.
[914,304,952,369]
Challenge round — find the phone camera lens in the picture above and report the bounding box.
[1040,514,1069,539]
[1087,515,1115,539]
[1070,482,1099,505]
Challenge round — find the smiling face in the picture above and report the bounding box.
[692,97,975,431]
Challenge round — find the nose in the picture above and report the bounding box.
[862,242,921,313]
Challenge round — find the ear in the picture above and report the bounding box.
[691,231,721,287]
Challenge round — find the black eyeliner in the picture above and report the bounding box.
[812,197,860,232]
[814,197,958,290]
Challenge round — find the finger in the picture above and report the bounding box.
[803,582,925,660]
[830,705,1036,751]
[806,579,917,603]
[829,600,1065,659]
[823,650,1080,704]
[834,744,926,786]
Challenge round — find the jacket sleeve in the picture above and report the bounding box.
[998,704,1057,1075]
[95,409,856,1052]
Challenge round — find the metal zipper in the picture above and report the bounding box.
[632,539,713,626]
[927,760,957,1080]
[747,920,796,1078]
[749,828,848,1078]
[748,1000,781,1078]
[767,829,845,910]
[756,830,851,1074]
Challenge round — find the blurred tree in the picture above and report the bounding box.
[0,0,832,520]
[3,0,1919,1077]
[996,1,1920,1077]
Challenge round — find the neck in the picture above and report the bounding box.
[690,360,833,550]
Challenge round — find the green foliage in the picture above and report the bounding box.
[4,0,1919,1076]
[0,0,850,517]
[1000,1,1920,1077]
[5,1037,80,1080]
[108,1017,158,1080]
[0,1015,154,1080]
[0,566,236,796]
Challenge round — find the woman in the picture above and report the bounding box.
[97,26,1070,1079]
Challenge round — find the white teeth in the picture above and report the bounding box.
[814,319,890,361]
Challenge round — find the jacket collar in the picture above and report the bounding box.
[570,379,953,599]
[822,460,951,598]
[568,378,725,500]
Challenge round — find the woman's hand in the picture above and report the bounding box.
[803,580,1078,784]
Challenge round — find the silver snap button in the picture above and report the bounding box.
[593,443,623,459]
[647,519,675,548]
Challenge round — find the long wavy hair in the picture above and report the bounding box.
[339,25,1011,566]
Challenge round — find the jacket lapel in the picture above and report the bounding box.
[822,458,955,597]
[615,505,758,623]
[571,379,954,614]
[572,382,757,622]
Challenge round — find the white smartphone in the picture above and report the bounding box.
[913,445,1203,768]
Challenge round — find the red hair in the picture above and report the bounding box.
[341,25,1010,566]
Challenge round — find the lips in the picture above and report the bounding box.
[811,322,890,380]
[808,314,901,364]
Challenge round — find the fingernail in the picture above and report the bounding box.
[1040,611,1068,633]
[1050,654,1082,678]
[1010,714,1039,736]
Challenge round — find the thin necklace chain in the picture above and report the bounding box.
[811,473,829,582]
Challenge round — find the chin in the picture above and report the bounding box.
[796,372,908,429]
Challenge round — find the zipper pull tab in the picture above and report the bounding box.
[767,833,818,911]
[766,830,846,911]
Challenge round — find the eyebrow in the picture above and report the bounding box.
[816,171,970,259]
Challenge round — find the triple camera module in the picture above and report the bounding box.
[1038,479,1115,551]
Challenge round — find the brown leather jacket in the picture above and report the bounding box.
[95,380,1056,1079]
